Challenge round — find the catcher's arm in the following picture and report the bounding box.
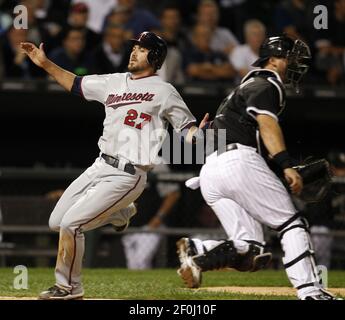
[257,114,303,195]
[20,42,76,91]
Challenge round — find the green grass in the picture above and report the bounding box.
[0,268,344,300]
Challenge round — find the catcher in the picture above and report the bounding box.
[177,35,339,300]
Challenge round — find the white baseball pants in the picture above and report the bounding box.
[198,144,321,298]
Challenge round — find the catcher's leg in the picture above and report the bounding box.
[278,215,336,299]
[177,199,271,288]
[211,199,271,272]
[204,149,337,298]
[177,238,271,289]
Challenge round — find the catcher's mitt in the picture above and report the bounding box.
[292,158,332,203]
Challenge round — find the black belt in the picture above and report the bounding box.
[216,143,238,155]
[101,154,136,175]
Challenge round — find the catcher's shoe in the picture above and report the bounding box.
[112,203,137,232]
[38,285,84,300]
[301,289,341,300]
[176,238,202,289]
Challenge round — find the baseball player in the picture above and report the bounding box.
[21,31,206,300]
[177,35,339,300]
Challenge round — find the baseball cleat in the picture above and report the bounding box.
[38,285,84,300]
[112,203,137,232]
[301,289,341,300]
[176,238,202,289]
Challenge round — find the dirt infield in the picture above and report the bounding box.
[201,286,345,296]
[1,287,344,299]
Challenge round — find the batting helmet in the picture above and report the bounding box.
[252,35,311,91]
[130,31,168,70]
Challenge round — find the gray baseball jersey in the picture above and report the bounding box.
[81,73,196,165]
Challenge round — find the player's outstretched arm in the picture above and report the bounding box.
[185,113,209,144]
[20,42,76,91]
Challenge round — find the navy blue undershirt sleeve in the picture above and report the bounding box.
[71,76,84,98]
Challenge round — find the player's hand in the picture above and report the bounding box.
[199,113,209,129]
[284,168,303,195]
[20,42,48,68]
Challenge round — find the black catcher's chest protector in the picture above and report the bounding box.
[212,70,286,153]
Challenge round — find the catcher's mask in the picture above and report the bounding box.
[252,35,311,92]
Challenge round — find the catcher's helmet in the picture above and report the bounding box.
[130,31,168,70]
[252,35,311,91]
[328,150,345,168]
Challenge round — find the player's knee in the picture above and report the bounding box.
[48,216,60,232]
[50,216,76,233]
[59,220,72,231]
[59,219,80,234]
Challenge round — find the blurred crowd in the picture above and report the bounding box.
[0,0,344,85]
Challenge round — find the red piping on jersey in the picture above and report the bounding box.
[129,73,158,80]
[67,175,142,286]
